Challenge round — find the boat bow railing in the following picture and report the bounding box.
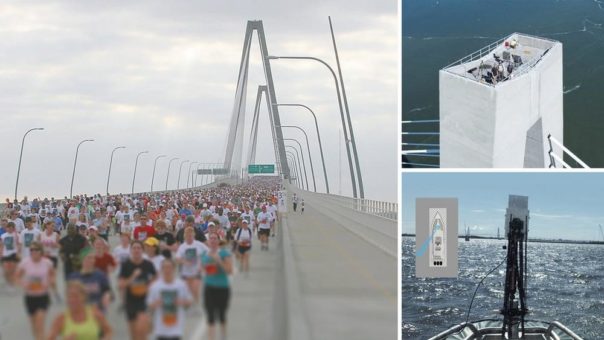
[547,134,590,168]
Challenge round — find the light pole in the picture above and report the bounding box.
[131,151,149,194]
[286,151,303,189]
[275,103,329,193]
[285,145,307,190]
[284,139,311,191]
[279,125,316,192]
[15,127,44,201]
[165,157,179,191]
[151,155,166,192]
[177,160,189,190]
[188,162,198,188]
[195,163,201,187]
[70,139,94,198]
[106,146,126,195]
[268,55,364,198]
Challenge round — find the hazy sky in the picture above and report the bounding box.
[402,172,604,241]
[0,1,397,201]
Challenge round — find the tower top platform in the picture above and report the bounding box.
[441,33,560,87]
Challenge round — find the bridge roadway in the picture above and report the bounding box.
[0,186,396,340]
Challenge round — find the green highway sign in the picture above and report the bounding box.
[248,164,275,174]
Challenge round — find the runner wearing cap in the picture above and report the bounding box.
[235,219,253,276]
[147,258,193,340]
[118,240,157,340]
[144,237,165,274]
[176,226,208,312]
[87,225,99,244]
[16,241,55,340]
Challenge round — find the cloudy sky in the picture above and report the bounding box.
[0,1,398,202]
[402,172,604,241]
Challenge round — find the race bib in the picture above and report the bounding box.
[205,263,218,275]
[161,290,178,326]
[27,276,44,293]
[138,232,147,241]
[130,279,147,296]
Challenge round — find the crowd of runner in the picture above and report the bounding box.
[0,176,282,340]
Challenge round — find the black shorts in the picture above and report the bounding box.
[238,245,251,254]
[126,300,147,321]
[203,286,230,324]
[157,337,180,340]
[1,253,18,263]
[258,229,270,237]
[25,294,50,316]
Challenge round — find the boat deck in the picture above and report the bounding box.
[429,319,583,340]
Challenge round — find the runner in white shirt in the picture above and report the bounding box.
[121,214,135,238]
[235,219,253,276]
[67,204,79,220]
[1,222,20,287]
[240,208,254,231]
[256,206,271,251]
[113,233,132,269]
[40,220,60,268]
[10,210,25,233]
[268,202,278,237]
[20,217,42,258]
[147,258,192,339]
[143,237,165,274]
[176,226,208,311]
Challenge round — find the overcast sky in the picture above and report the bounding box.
[0,1,397,202]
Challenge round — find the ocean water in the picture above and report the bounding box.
[403,0,604,167]
[402,237,604,339]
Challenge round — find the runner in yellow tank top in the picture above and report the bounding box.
[47,280,112,340]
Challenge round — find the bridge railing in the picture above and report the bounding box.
[286,184,397,222]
